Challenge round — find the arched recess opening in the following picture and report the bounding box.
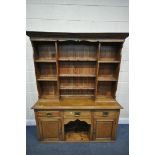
[64,119,91,141]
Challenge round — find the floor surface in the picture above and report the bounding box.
[26,125,129,155]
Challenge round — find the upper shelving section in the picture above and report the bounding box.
[27,32,129,101]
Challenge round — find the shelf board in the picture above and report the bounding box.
[60,86,95,90]
[35,59,56,63]
[98,76,117,81]
[40,94,58,99]
[65,132,89,141]
[59,74,96,77]
[98,58,120,63]
[37,76,57,81]
[59,57,97,61]
[60,95,94,97]
[95,96,115,102]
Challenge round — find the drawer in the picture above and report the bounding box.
[94,111,117,118]
[36,111,60,117]
[64,118,91,125]
[64,111,91,118]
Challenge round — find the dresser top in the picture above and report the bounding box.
[32,98,123,110]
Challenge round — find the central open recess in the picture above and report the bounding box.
[64,119,91,141]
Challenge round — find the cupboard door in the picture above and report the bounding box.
[94,119,115,141]
[38,117,62,141]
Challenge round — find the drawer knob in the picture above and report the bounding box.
[102,112,109,117]
[74,112,80,116]
[46,113,52,117]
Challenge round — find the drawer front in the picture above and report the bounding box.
[94,110,117,119]
[64,118,91,125]
[36,111,60,117]
[64,111,91,118]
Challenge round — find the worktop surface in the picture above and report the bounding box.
[32,98,123,110]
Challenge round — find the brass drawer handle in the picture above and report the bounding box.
[46,113,52,117]
[102,112,109,117]
[74,112,80,116]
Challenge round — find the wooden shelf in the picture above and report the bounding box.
[96,95,114,99]
[59,74,96,77]
[95,96,115,102]
[35,59,56,63]
[98,60,120,63]
[60,86,95,90]
[98,76,117,81]
[59,57,96,61]
[40,94,58,99]
[37,76,57,81]
[98,59,120,63]
[65,132,89,141]
[60,95,94,97]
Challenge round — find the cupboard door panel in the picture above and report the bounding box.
[38,117,61,141]
[94,119,114,140]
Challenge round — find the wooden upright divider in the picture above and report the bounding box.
[55,41,60,99]
[27,32,128,142]
[95,42,101,100]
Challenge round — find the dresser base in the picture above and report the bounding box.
[33,98,122,142]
